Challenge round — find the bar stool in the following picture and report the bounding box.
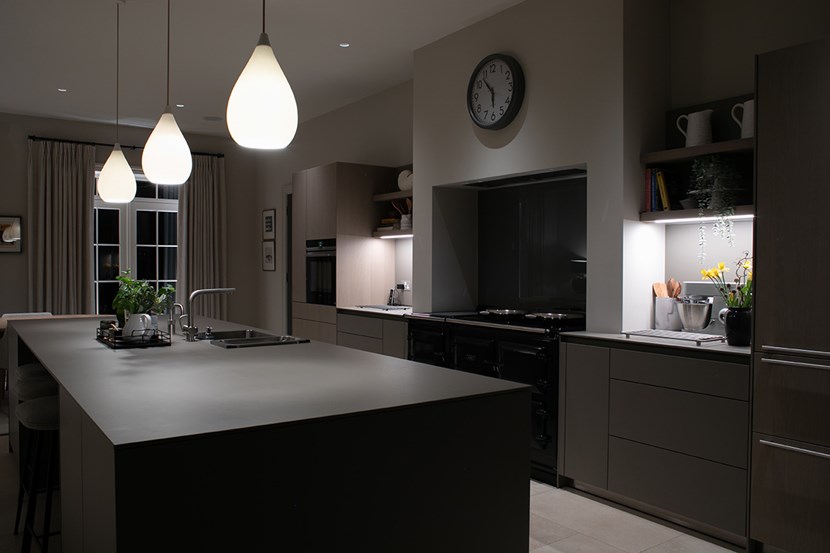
[16,362,50,382]
[16,395,60,553]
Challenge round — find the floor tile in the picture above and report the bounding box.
[534,532,627,553]
[530,512,578,544]
[531,488,681,553]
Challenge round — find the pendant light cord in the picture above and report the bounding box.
[262,0,265,34]
[166,0,171,106]
[116,2,120,143]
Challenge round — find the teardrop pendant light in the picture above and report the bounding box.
[98,2,136,204]
[142,0,192,184]
[226,0,298,149]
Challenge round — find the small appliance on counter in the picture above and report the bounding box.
[682,281,726,335]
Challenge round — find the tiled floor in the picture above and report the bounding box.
[529,480,736,553]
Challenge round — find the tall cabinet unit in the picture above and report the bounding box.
[291,162,397,343]
[751,36,830,552]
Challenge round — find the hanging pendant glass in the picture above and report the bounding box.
[98,144,137,203]
[227,32,298,149]
[142,0,192,184]
[142,106,192,184]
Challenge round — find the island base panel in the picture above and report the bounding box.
[80,390,529,553]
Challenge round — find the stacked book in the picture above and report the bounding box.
[377,217,400,231]
[644,168,671,212]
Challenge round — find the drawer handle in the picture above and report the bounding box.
[759,439,830,460]
[762,345,830,359]
[760,358,830,372]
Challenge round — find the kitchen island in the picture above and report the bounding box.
[7,317,529,553]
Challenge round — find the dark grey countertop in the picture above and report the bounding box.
[11,317,524,447]
[561,330,751,358]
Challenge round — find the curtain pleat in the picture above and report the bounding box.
[177,155,227,319]
[27,139,95,314]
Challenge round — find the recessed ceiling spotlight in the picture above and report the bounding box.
[175,104,184,108]
[57,88,67,92]
[339,43,350,48]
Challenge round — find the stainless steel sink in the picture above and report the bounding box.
[206,329,310,348]
[202,329,272,340]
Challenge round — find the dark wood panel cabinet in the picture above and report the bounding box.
[755,36,830,353]
[750,434,830,552]
[751,36,830,552]
[609,379,748,468]
[559,342,609,489]
[608,437,747,536]
[559,336,750,543]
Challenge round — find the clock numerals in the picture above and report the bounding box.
[468,54,524,129]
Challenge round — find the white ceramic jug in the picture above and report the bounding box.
[122,312,153,339]
[676,109,713,147]
[731,99,755,138]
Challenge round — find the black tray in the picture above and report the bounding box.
[96,326,171,349]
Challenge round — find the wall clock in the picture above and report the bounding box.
[467,53,525,130]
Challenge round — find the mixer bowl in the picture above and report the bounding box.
[677,300,713,331]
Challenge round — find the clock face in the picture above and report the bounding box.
[467,54,525,130]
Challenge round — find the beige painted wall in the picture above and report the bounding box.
[670,0,830,108]
[413,0,633,331]
[246,81,413,333]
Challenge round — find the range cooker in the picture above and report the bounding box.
[406,309,585,485]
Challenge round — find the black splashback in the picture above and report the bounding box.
[478,177,586,311]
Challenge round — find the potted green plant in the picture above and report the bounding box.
[689,154,741,262]
[112,270,175,328]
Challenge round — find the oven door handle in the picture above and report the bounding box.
[306,250,336,258]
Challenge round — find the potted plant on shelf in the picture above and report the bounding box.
[689,154,741,262]
[700,252,752,346]
[112,270,175,332]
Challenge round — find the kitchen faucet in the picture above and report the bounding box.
[180,288,236,341]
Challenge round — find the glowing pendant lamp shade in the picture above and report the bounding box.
[142,108,191,183]
[98,144,137,203]
[99,3,136,204]
[142,0,191,184]
[227,30,298,149]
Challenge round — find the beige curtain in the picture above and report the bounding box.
[177,154,228,319]
[27,139,95,314]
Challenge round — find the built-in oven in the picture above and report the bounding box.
[306,239,336,305]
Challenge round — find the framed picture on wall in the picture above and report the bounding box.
[262,240,276,271]
[262,209,275,240]
[0,215,22,253]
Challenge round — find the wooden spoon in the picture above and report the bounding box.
[667,278,681,298]
[653,282,668,298]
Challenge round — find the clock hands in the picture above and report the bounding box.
[483,77,495,108]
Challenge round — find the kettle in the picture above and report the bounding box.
[122,312,153,340]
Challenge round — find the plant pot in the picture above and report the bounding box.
[719,307,752,346]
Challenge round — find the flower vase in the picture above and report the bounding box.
[721,307,752,346]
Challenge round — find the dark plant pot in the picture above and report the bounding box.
[724,307,752,346]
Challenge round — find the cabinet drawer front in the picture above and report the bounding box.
[753,354,830,446]
[317,305,338,325]
[750,433,830,552]
[317,322,337,344]
[608,437,746,536]
[337,313,383,338]
[337,332,383,354]
[610,380,748,468]
[293,302,314,321]
[610,349,748,400]
[382,320,407,359]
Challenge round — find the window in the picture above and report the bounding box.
[93,172,179,314]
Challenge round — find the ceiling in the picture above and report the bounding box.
[0,0,526,138]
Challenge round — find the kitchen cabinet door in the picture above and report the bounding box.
[750,433,830,552]
[291,171,307,303]
[755,36,830,353]
[305,163,336,241]
[559,343,609,489]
